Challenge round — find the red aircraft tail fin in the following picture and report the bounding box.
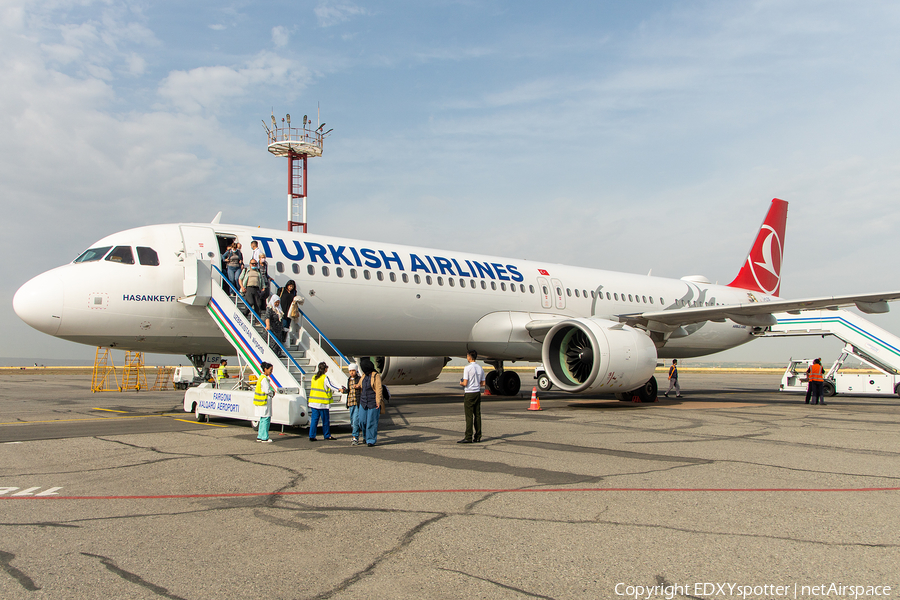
[726,198,788,297]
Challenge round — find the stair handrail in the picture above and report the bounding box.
[212,265,307,377]
[298,309,351,369]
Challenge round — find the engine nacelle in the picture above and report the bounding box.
[541,318,658,393]
[364,356,450,385]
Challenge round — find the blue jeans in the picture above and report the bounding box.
[309,407,330,439]
[257,416,271,441]
[226,266,241,291]
[349,405,361,439]
[360,405,380,445]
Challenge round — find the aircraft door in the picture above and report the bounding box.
[550,278,566,309]
[537,277,552,309]
[180,226,218,305]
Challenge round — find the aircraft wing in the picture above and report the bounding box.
[622,290,900,330]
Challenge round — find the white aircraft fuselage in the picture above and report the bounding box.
[14,221,760,361]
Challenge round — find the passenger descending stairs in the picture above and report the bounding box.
[199,265,351,426]
[762,309,900,375]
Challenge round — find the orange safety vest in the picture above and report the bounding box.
[808,363,824,382]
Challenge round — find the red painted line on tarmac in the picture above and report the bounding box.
[2,487,899,501]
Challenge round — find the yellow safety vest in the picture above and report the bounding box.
[309,375,333,405]
[217,367,226,381]
[253,377,268,406]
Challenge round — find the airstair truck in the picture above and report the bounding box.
[779,344,900,398]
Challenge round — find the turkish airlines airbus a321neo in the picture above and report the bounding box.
[13,198,900,399]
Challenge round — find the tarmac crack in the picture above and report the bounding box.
[80,552,187,599]
[0,521,80,528]
[436,567,558,599]
[310,512,448,600]
[0,550,41,591]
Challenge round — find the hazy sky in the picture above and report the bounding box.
[3,0,900,364]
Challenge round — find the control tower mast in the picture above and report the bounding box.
[264,112,331,233]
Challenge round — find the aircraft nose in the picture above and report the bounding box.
[13,271,64,336]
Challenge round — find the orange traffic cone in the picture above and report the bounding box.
[527,387,542,411]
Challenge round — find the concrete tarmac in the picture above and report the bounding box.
[1,371,899,599]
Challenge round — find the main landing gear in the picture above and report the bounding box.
[484,360,521,396]
[615,376,658,403]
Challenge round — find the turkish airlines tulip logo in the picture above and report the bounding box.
[748,225,782,295]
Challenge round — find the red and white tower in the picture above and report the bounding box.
[265,113,331,233]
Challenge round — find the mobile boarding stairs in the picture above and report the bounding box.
[762,309,900,397]
[180,260,352,430]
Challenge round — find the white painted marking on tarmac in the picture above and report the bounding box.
[0,487,63,496]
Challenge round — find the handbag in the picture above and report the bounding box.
[288,299,300,319]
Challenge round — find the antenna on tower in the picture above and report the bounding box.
[264,109,331,233]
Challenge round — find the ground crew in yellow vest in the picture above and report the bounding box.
[308,361,346,442]
[254,362,275,443]
[216,359,228,386]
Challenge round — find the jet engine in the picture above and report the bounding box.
[541,318,658,394]
[363,356,450,385]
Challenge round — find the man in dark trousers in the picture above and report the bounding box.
[458,350,486,443]
[808,358,826,405]
[664,359,681,397]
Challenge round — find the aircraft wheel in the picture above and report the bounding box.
[634,376,658,403]
[537,373,553,392]
[499,371,521,396]
[823,381,836,397]
[486,371,501,395]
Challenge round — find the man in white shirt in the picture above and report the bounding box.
[458,350,486,443]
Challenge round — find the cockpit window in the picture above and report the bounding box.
[136,247,159,266]
[105,246,135,265]
[74,246,112,263]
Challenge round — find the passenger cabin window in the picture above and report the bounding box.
[337,267,344,277]
[275,261,285,273]
[350,268,358,279]
[106,246,135,265]
[402,273,409,283]
[136,247,159,266]
[364,270,371,280]
[390,272,397,282]
[322,266,330,276]
[426,275,432,285]
[376,271,384,281]
[307,265,315,275]
[482,281,487,290]
[292,264,300,274]
[500,282,506,291]
[529,285,535,293]
[414,274,421,284]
